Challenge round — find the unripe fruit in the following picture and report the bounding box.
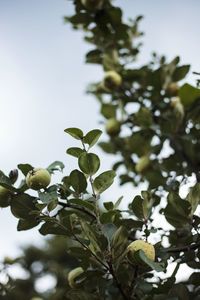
[0,186,12,207]
[135,156,150,173]
[127,240,155,265]
[26,168,51,190]
[81,0,104,10]
[166,82,179,97]
[105,118,121,136]
[103,71,122,92]
[31,298,44,300]
[68,267,84,288]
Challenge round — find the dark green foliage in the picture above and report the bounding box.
[1,0,200,299]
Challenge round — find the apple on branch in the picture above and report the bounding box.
[26,168,51,190]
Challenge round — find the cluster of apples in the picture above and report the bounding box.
[0,168,51,208]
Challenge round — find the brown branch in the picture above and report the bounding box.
[58,201,96,219]
[108,263,130,300]
[167,241,200,253]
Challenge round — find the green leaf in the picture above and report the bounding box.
[86,49,102,64]
[164,192,191,227]
[101,103,116,119]
[39,190,58,204]
[47,199,58,212]
[186,183,200,215]
[135,106,153,128]
[17,164,33,176]
[93,170,116,194]
[70,169,87,194]
[100,210,118,224]
[130,196,144,220]
[84,129,102,148]
[114,196,123,209]
[67,147,84,158]
[98,141,116,154]
[39,221,69,236]
[47,161,65,174]
[179,83,200,106]
[17,217,40,231]
[168,284,190,300]
[111,226,128,266]
[102,224,117,243]
[80,221,102,254]
[112,226,128,257]
[172,65,190,81]
[103,201,114,210]
[10,193,38,219]
[136,250,164,272]
[68,198,94,211]
[64,127,83,140]
[0,170,17,192]
[78,152,100,175]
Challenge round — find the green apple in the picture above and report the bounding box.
[81,0,104,10]
[127,240,155,265]
[135,156,150,173]
[26,168,51,190]
[105,118,121,136]
[103,71,122,92]
[166,82,179,97]
[0,186,12,207]
[68,267,84,288]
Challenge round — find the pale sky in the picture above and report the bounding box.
[0,0,200,278]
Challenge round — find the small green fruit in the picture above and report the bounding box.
[127,240,155,265]
[26,168,51,190]
[135,156,150,173]
[81,0,104,10]
[68,267,84,288]
[0,186,12,208]
[105,118,121,136]
[30,298,44,300]
[166,82,179,97]
[103,71,122,92]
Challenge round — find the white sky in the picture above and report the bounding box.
[0,0,200,270]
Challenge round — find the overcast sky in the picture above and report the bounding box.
[0,0,200,280]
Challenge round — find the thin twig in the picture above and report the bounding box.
[58,201,96,219]
[167,241,200,253]
[108,263,130,300]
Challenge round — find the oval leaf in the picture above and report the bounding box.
[84,129,102,148]
[67,147,84,158]
[11,193,38,219]
[70,169,87,194]
[78,152,100,175]
[94,170,116,194]
[64,127,83,140]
